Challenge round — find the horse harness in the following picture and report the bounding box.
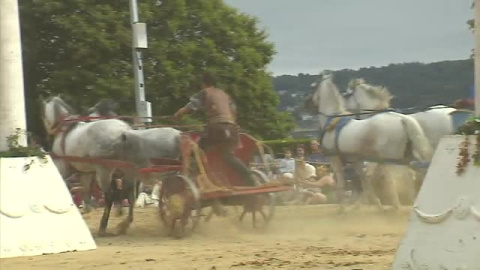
[48,115,80,155]
[318,115,352,155]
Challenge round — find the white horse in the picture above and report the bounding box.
[344,78,472,150]
[87,100,182,196]
[343,80,422,203]
[344,79,474,192]
[305,72,433,211]
[86,100,182,167]
[42,96,138,236]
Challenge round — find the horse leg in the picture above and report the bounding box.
[405,168,417,205]
[361,162,383,210]
[80,173,93,213]
[383,165,401,212]
[95,166,115,236]
[116,189,135,235]
[116,171,136,235]
[113,199,124,217]
[330,156,347,213]
[98,192,114,237]
[205,208,214,222]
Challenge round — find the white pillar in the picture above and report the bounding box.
[129,0,152,125]
[0,0,27,151]
[475,0,480,116]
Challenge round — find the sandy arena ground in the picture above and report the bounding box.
[1,204,410,270]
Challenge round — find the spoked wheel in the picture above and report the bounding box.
[159,174,201,238]
[238,169,276,228]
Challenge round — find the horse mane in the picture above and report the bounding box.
[91,99,119,116]
[350,78,393,105]
[348,78,366,89]
[51,96,77,114]
[364,85,393,104]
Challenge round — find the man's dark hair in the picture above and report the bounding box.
[202,72,216,87]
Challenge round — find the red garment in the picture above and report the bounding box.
[71,181,104,207]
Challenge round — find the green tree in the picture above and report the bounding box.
[273,59,474,110]
[19,0,294,141]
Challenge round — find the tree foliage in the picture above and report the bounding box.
[19,0,294,141]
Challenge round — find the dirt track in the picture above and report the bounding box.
[1,205,410,270]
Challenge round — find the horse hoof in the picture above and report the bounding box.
[97,230,114,237]
[115,221,130,235]
[114,207,123,217]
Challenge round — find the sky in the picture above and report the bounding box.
[225,0,474,75]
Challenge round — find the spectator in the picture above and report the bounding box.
[294,144,316,180]
[307,140,331,166]
[278,148,295,180]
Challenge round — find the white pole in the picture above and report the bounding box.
[0,0,27,151]
[129,0,152,125]
[475,0,480,116]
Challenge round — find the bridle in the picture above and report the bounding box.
[43,100,72,136]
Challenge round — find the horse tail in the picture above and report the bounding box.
[399,115,433,162]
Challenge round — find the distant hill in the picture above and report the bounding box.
[273,59,474,115]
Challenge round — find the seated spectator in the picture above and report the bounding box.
[277,148,295,182]
[289,163,336,205]
[294,144,317,180]
[135,180,161,208]
[307,140,331,166]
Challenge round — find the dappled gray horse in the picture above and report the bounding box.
[87,100,182,186]
[42,96,139,236]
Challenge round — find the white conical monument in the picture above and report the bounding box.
[0,0,96,258]
[393,1,480,268]
[391,136,480,269]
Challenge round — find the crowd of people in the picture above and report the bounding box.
[252,140,343,205]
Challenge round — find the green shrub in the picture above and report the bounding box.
[456,116,480,135]
[0,128,47,159]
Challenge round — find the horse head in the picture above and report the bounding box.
[305,71,345,116]
[86,99,119,119]
[41,95,77,135]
